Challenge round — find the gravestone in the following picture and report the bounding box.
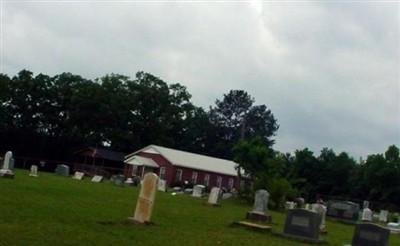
[72,171,84,180]
[349,223,390,246]
[55,164,69,176]
[207,187,221,205]
[114,174,125,186]
[91,175,103,182]
[312,203,327,232]
[285,201,295,210]
[157,179,167,192]
[0,151,15,178]
[246,189,271,223]
[387,222,400,234]
[125,178,134,186]
[379,210,388,223]
[282,208,326,244]
[192,184,205,197]
[362,208,373,222]
[326,200,359,222]
[127,173,158,224]
[29,165,38,177]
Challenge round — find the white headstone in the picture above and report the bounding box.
[0,151,14,177]
[91,175,103,182]
[192,185,205,197]
[3,151,13,169]
[157,179,167,192]
[379,210,388,223]
[208,187,221,205]
[129,173,158,223]
[72,171,84,180]
[29,165,38,177]
[362,208,373,222]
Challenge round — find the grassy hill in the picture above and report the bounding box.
[1,169,399,245]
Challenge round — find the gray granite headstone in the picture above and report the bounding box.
[350,223,390,246]
[192,185,205,197]
[55,164,69,176]
[246,189,271,223]
[127,173,158,223]
[282,208,325,243]
[326,200,359,222]
[114,174,125,186]
[379,210,388,223]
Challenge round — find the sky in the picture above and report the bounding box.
[1,0,399,160]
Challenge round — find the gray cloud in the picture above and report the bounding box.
[2,1,399,159]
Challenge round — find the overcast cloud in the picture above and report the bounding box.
[1,1,399,159]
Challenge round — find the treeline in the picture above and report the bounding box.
[1,70,399,208]
[0,69,278,160]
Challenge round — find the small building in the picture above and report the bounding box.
[124,145,241,190]
[72,147,126,177]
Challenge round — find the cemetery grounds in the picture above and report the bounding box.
[1,169,399,245]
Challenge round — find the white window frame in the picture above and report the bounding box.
[131,165,138,176]
[175,169,183,182]
[216,176,222,188]
[204,174,210,186]
[159,167,166,180]
[228,178,234,190]
[191,172,198,184]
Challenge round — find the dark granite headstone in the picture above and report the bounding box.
[55,164,69,176]
[282,209,326,244]
[351,223,390,246]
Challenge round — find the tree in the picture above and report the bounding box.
[209,90,278,159]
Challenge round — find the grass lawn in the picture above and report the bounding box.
[1,169,399,245]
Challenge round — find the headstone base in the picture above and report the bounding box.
[230,221,271,233]
[246,211,272,223]
[125,217,154,225]
[279,233,327,244]
[0,169,14,179]
[29,174,38,177]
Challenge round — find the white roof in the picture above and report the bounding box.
[125,155,159,168]
[126,145,239,176]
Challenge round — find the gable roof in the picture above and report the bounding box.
[126,145,239,176]
[125,155,159,168]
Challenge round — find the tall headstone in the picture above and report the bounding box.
[0,151,14,178]
[192,185,205,198]
[246,189,271,223]
[157,179,167,192]
[29,165,38,177]
[311,203,327,232]
[207,187,221,205]
[282,208,326,244]
[350,223,390,246]
[127,173,158,224]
